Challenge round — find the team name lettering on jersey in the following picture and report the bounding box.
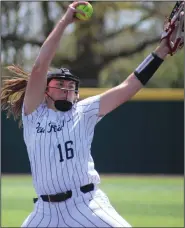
[36,121,65,133]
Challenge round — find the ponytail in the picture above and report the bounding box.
[1,65,29,127]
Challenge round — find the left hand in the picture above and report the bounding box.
[160,2,184,56]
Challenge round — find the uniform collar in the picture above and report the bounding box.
[43,102,72,122]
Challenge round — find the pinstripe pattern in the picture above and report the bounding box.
[23,117,36,190]
[36,201,45,227]
[44,110,53,194]
[63,114,80,193]
[74,108,113,227]
[21,96,131,227]
[48,112,58,194]
[80,194,113,227]
[54,112,85,226]
[57,203,69,227]
[38,128,46,194]
[65,114,92,227]
[22,200,41,227]
[90,196,129,227]
[60,116,72,191]
[66,112,98,227]
[55,120,69,192]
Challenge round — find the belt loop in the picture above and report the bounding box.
[48,195,51,202]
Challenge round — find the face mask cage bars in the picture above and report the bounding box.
[46,86,78,94]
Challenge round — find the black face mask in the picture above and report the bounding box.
[46,92,73,112]
[54,100,72,112]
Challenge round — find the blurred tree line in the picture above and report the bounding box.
[1,1,184,88]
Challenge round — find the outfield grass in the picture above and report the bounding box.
[1,175,184,227]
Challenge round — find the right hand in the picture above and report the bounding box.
[62,1,88,25]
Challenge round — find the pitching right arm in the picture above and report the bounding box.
[24,1,87,115]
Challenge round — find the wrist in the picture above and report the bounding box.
[154,45,169,60]
[134,52,164,85]
[59,18,69,28]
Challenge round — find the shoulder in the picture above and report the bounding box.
[75,95,101,113]
[22,101,48,125]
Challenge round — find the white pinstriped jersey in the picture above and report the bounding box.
[22,95,103,196]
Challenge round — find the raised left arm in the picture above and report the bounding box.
[98,2,184,117]
[98,46,168,116]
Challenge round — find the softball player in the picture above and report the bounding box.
[1,1,184,227]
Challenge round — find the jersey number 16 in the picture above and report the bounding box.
[57,140,74,162]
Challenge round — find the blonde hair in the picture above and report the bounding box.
[1,65,29,127]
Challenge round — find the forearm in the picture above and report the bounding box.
[153,45,169,60]
[34,19,68,68]
[117,44,169,102]
[119,73,143,102]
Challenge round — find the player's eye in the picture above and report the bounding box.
[56,83,64,88]
[68,84,75,89]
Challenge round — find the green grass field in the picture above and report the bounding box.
[1,175,184,227]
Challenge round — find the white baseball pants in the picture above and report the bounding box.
[21,188,132,227]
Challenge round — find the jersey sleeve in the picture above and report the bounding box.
[21,102,46,126]
[77,95,104,137]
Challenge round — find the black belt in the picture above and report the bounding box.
[33,183,94,203]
